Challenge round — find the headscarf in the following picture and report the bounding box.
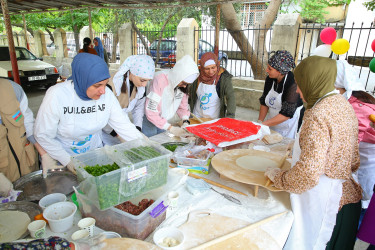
[113,55,155,95]
[268,50,296,75]
[334,60,365,100]
[69,53,110,101]
[198,52,220,85]
[166,55,199,89]
[94,37,105,59]
[294,56,337,109]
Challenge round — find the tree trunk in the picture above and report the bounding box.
[70,11,80,53]
[131,19,150,56]
[221,0,281,79]
[111,11,119,63]
[155,9,180,67]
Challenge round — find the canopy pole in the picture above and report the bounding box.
[214,4,221,57]
[1,0,20,84]
[22,14,30,50]
[88,7,93,41]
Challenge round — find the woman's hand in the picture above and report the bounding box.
[265,167,281,183]
[41,154,60,178]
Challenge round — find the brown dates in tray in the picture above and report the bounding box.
[115,199,155,215]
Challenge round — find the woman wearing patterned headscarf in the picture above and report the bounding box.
[102,55,155,145]
[265,56,361,250]
[188,52,235,119]
[258,50,303,138]
[34,53,143,172]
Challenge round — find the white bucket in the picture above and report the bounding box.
[43,201,77,233]
[39,193,67,210]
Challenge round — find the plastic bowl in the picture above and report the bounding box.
[39,193,67,210]
[153,227,185,250]
[102,231,121,239]
[43,201,77,233]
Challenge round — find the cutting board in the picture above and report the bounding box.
[211,149,291,192]
[104,238,161,249]
[178,210,280,249]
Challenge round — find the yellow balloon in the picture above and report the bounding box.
[331,39,350,55]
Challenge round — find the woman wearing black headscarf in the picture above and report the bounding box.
[258,50,304,139]
[34,53,143,173]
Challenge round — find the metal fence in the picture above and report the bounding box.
[296,22,375,93]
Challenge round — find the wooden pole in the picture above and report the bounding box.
[88,7,93,41]
[214,4,221,56]
[22,14,29,50]
[1,0,20,84]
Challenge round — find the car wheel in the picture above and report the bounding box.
[221,58,228,69]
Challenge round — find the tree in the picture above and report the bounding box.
[363,0,375,10]
[221,1,282,79]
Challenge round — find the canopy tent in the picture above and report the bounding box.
[1,0,242,83]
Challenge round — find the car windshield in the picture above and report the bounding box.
[150,40,176,50]
[0,47,37,61]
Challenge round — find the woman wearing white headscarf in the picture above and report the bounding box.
[334,59,375,209]
[102,55,155,145]
[143,55,199,137]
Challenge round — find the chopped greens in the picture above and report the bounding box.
[84,163,120,176]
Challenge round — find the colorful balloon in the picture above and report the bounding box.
[371,39,375,53]
[320,27,337,45]
[331,39,350,55]
[313,44,332,57]
[369,58,375,73]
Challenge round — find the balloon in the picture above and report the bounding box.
[371,39,375,53]
[313,44,332,57]
[370,58,375,73]
[320,27,337,45]
[331,39,350,55]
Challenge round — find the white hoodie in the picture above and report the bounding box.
[34,80,143,166]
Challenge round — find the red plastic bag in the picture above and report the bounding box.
[186,118,261,146]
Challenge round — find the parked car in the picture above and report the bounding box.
[0,46,60,88]
[149,39,228,68]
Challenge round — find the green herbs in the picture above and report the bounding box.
[84,163,120,177]
[162,142,188,152]
[164,144,178,152]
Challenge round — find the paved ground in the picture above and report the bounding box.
[25,86,369,250]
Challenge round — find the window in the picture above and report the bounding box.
[241,2,268,27]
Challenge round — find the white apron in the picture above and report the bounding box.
[265,74,302,139]
[358,141,375,208]
[286,92,344,250]
[193,82,220,119]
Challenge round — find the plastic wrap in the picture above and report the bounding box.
[72,139,172,210]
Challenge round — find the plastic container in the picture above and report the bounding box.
[175,152,212,174]
[75,168,186,240]
[153,227,185,250]
[39,193,67,210]
[43,201,77,233]
[72,139,172,210]
[102,231,121,239]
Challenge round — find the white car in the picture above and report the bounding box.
[0,46,60,88]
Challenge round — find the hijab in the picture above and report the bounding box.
[294,56,337,109]
[94,37,105,59]
[334,60,365,100]
[198,52,220,85]
[113,55,155,96]
[268,50,295,75]
[69,53,110,101]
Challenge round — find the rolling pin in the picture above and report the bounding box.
[191,211,287,249]
[169,165,247,196]
[191,113,205,124]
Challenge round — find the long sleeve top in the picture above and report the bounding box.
[273,94,362,209]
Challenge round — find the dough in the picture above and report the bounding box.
[262,132,283,145]
[0,210,31,243]
[236,156,279,172]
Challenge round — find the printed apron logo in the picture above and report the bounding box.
[71,135,92,154]
[200,93,212,110]
[269,96,276,106]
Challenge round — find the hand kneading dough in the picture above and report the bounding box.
[262,132,283,145]
[0,211,31,243]
[236,156,279,172]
